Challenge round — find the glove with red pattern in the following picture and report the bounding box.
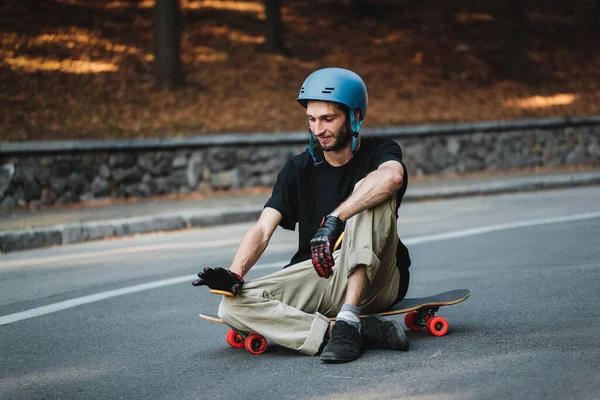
[310,215,345,278]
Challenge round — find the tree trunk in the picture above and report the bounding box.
[264,0,285,54]
[503,0,527,80]
[155,0,184,90]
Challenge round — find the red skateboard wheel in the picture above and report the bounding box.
[225,329,245,348]
[426,316,449,336]
[404,311,424,331]
[245,334,268,355]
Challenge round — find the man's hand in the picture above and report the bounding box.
[310,215,345,278]
[192,267,244,295]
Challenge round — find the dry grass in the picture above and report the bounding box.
[1,0,599,141]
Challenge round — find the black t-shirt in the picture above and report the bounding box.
[264,137,411,271]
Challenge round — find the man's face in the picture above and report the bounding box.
[306,101,351,152]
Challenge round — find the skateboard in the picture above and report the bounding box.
[199,289,470,355]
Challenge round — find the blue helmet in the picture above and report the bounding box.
[297,68,368,163]
[297,68,368,122]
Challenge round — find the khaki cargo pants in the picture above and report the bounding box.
[218,193,401,355]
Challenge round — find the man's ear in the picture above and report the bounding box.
[353,108,362,122]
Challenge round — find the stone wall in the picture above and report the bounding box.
[401,125,600,176]
[1,117,599,209]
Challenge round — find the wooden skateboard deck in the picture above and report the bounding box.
[370,289,469,317]
[199,289,470,353]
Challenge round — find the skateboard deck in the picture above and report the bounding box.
[367,289,469,317]
[199,289,470,354]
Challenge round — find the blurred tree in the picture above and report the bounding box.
[503,0,528,80]
[264,0,285,54]
[155,0,185,90]
[593,0,600,33]
[341,0,369,15]
[341,0,367,7]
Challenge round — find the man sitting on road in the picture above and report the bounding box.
[194,68,412,363]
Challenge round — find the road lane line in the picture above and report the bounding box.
[402,211,600,245]
[0,276,195,325]
[2,211,599,326]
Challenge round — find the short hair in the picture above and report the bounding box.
[332,102,350,115]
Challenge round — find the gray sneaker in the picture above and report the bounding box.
[360,315,409,351]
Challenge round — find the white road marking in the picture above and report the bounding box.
[0,275,195,325]
[1,211,599,326]
[402,211,600,245]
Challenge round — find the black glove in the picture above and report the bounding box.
[192,267,244,295]
[310,215,345,278]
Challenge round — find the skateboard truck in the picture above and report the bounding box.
[225,329,268,354]
[403,306,449,336]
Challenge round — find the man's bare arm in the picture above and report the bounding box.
[330,160,404,222]
[229,207,283,277]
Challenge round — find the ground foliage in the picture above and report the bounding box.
[1,0,599,141]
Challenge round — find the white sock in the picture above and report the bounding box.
[336,304,360,329]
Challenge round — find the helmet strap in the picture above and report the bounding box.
[349,109,363,155]
[351,136,359,154]
[306,129,323,166]
[307,108,363,165]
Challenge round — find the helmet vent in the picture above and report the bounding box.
[321,90,332,93]
[325,87,335,90]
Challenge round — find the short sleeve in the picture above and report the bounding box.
[372,138,403,168]
[264,159,298,231]
[371,138,408,203]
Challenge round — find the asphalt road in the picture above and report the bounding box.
[1,187,600,400]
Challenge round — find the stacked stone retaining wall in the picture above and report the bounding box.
[1,117,599,209]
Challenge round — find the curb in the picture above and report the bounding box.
[2,173,600,254]
[403,171,600,201]
[0,207,262,254]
